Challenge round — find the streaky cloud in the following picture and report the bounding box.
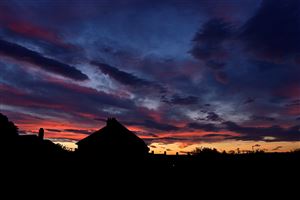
[91,61,166,93]
[0,39,88,81]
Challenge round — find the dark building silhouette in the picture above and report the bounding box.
[18,133,43,147]
[0,112,64,158]
[16,129,62,157]
[76,118,149,158]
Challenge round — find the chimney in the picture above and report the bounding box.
[106,117,117,126]
[38,128,44,140]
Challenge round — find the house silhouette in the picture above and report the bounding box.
[17,132,59,156]
[76,118,149,158]
[1,112,63,158]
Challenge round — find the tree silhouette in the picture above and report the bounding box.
[292,148,300,153]
[0,113,18,140]
[190,147,220,156]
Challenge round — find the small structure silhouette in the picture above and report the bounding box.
[38,128,44,140]
[76,118,149,158]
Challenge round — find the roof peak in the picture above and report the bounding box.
[106,117,118,126]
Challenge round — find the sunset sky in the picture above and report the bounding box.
[0,0,299,154]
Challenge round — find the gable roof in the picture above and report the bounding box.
[76,118,149,153]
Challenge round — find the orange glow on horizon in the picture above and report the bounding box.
[148,141,300,155]
[12,116,300,154]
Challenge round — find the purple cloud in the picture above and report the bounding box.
[0,39,88,80]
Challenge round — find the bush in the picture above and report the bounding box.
[190,147,220,156]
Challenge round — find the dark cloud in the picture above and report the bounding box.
[141,120,179,132]
[251,115,275,122]
[161,94,198,105]
[64,129,93,135]
[214,71,228,84]
[206,112,224,122]
[272,146,283,151]
[239,0,300,61]
[0,39,88,80]
[285,99,300,107]
[148,137,187,142]
[206,60,226,70]
[190,18,234,84]
[202,133,232,138]
[133,131,158,138]
[146,133,159,138]
[243,97,255,105]
[46,129,62,132]
[91,61,165,92]
[187,122,220,132]
[224,121,300,141]
[126,120,179,132]
[190,18,233,61]
[93,118,107,122]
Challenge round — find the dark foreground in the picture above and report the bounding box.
[3,150,299,177]
[1,151,299,197]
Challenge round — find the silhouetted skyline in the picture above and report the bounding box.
[0,0,300,153]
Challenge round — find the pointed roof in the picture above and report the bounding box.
[76,118,149,154]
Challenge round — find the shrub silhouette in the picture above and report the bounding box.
[191,147,220,156]
[291,148,300,154]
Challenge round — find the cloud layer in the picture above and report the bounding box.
[1,0,299,152]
